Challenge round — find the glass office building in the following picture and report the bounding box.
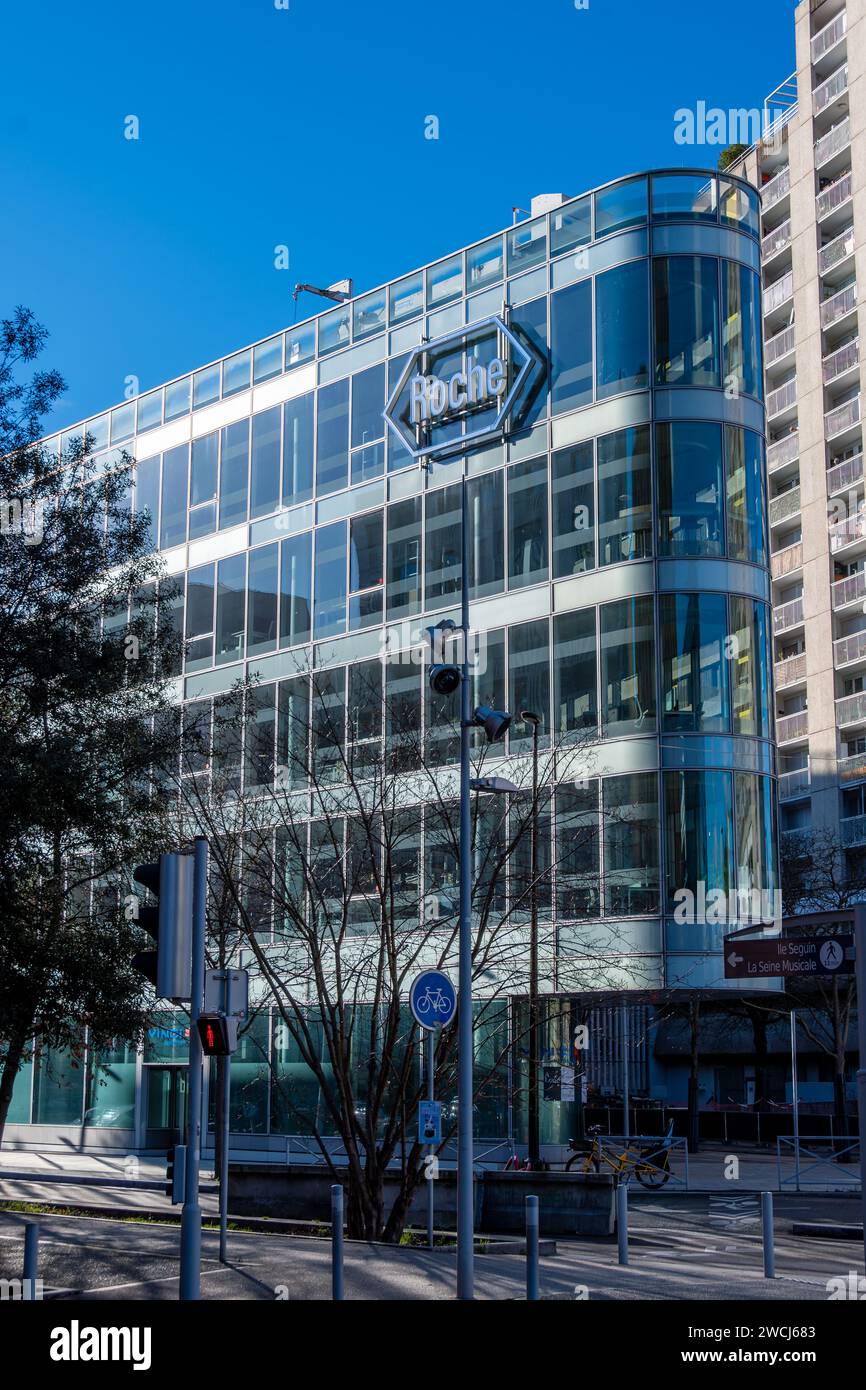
[9,168,779,1151]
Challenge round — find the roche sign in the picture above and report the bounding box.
[383,315,538,460]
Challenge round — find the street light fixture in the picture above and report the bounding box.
[520,710,542,1170]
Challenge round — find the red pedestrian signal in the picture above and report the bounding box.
[196,1012,238,1056]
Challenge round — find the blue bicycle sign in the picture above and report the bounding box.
[410,970,456,1029]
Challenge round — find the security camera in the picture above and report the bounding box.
[428,664,461,696]
[474,705,511,743]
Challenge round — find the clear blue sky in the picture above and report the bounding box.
[0,0,797,432]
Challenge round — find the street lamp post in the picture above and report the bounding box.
[521,710,541,1169]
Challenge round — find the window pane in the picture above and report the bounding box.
[657,421,724,557]
[135,455,160,551]
[470,628,506,739]
[387,656,422,773]
[387,497,422,619]
[719,179,760,237]
[550,196,591,257]
[185,563,215,671]
[554,609,597,735]
[247,543,279,658]
[219,419,249,529]
[508,456,548,588]
[661,592,730,733]
[353,288,386,340]
[604,773,659,915]
[319,305,351,354]
[390,271,423,324]
[600,596,656,736]
[597,425,652,565]
[550,279,593,414]
[193,363,220,409]
[216,553,246,665]
[349,509,384,630]
[254,336,283,382]
[314,521,347,638]
[596,259,650,398]
[137,389,163,432]
[726,426,767,565]
[730,596,772,737]
[508,619,550,746]
[427,254,462,308]
[223,349,251,396]
[110,402,135,443]
[190,433,218,506]
[654,255,720,387]
[245,683,276,789]
[351,363,385,449]
[316,380,349,496]
[283,393,314,508]
[159,444,189,549]
[250,407,281,519]
[664,770,733,915]
[722,261,762,398]
[552,443,594,577]
[466,235,503,291]
[510,295,548,428]
[652,173,717,221]
[556,784,599,918]
[735,774,777,912]
[468,471,504,599]
[507,216,547,274]
[277,674,310,787]
[425,483,461,609]
[286,323,315,369]
[164,376,191,421]
[595,176,647,237]
[279,532,312,647]
[348,660,383,775]
[312,666,346,781]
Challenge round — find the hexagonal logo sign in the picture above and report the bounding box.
[383,315,540,461]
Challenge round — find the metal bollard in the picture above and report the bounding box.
[526,1195,539,1301]
[23,1222,39,1301]
[761,1190,775,1279]
[616,1183,629,1266]
[331,1184,344,1301]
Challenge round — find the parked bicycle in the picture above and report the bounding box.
[565,1122,674,1188]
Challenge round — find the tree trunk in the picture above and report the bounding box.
[0,1029,31,1151]
[688,1000,701,1154]
[346,1165,386,1241]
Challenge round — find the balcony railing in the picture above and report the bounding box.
[762,166,791,211]
[812,9,847,64]
[771,541,803,579]
[774,652,806,688]
[821,282,858,328]
[819,226,855,275]
[830,510,866,553]
[777,710,809,742]
[767,378,797,418]
[779,766,811,800]
[769,486,800,526]
[832,570,866,609]
[826,395,861,439]
[834,629,866,668]
[817,172,853,220]
[762,219,792,262]
[841,814,866,849]
[836,690,866,726]
[823,337,859,385]
[838,751,866,783]
[827,452,864,496]
[767,432,799,472]
[814,63,848,116]
[765,324,796,368]
[764,270,794,316]
[774,596,805,633]
[815,116,851,168]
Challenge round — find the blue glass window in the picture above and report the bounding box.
[507,217,547,274]
[219,419,249,529]
[286,323,315,369]
[549,196,591,257]
[652,173,717,221]
[250,407,281,519]
[664,770,733,916]
[386,497,422,619]
[596,259,649,399]
[247,543,279,658]
[215,553,246,666]
[316,380,349,496]
[164,377,191,421]
[389,271,423,324]
[159,444,189,549]
[283,393,314,508]
[595,177,648,238]
[508,456,548,589]
[193,364,220,409]
[551,444,594,577]
[319,305,351,354]
[185,563,215,671]
[314,521,347,638]
[223,349,251,396]
[189,434,217,540]
[654,255,720,387]
[254,336,283,383]
[726,426,767,566]
[137,389,163,433]
[550,278,592,415]
[598,426,652,564]
[466,236,503,292]
[660,592,730,733]
[134,455,160,551]
[600,596,656,736]
[722,261,762,398]
[353,288,386,340]
[657,421,724,558]
[279,532,312,648]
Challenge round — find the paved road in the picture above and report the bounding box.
[0,1195,860,1301]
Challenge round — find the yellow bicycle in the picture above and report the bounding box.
[565,1124,673,1188]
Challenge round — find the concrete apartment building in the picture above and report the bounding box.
[730,0,866,871]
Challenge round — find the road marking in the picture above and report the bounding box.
[75,1263,255,1296]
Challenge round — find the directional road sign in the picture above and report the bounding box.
[724,935,854,980]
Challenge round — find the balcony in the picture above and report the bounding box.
[825,395,861,441]
[838,751,866,784]
[827,452,864,496]
[814,63,848,116]
[830,509,866,554]
[774,652,807,689]
[767,432,799,473]
[771,541,803,579]
[811,9,847,66]
[832,569,866,610]
[766,377,797,420]
[769,486,800,527]
[817,171,853,222]
[815,116,851,169]
[762,166,790,213]
[841,814,866,849]
[821,282,857,329]
[774,596,805,633]
[823,338,859,386]
[836,690,866,727]
[777,710,809,743]
[765,324,796,369]
[834,629,866,669]
[779,766,811,800]
[764,270,794,317]
[762,219,792,263]
[819,226,855,277]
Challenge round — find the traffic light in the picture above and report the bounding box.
[196,1013,239,1056]
[131,853,193,1001]
[166,1143,187,1204]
